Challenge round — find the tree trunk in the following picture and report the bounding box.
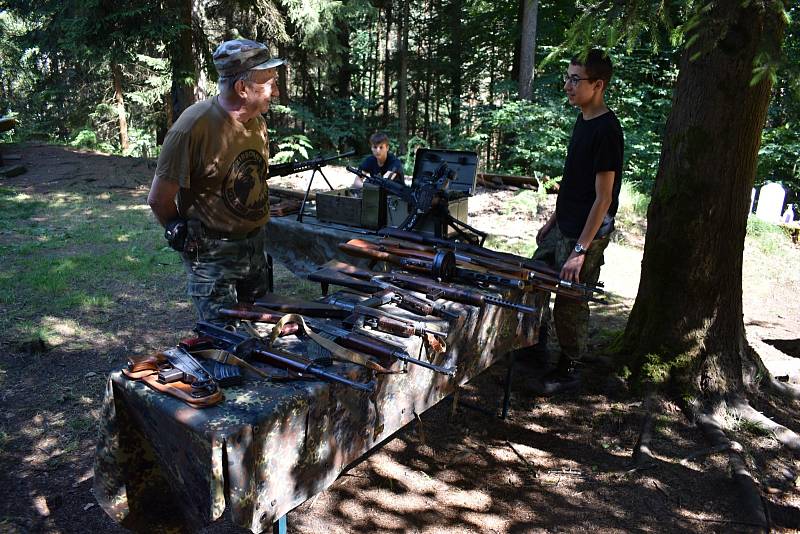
[278,43,289,107]
[622,0,786,399]
[110,61,129,152]
[447,0,463,130]
[382,1,393,126]
[397,0,409,155]
[169,0,196,122]
[510,0,524,85]
[517,0,538,100]
[335,18,352,99]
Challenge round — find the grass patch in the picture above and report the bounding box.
[745,216,792,256]
[0,186,184,343]
[67,416,96,434]
[617,182,650,219]
[503,189,542,216]
[483,234,537,258]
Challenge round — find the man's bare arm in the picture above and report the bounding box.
[147,175,181,227]
[560,171,614,282]
[575,171,614,250]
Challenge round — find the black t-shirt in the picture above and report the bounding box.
[358,153,405,184]
[556,110,624,239]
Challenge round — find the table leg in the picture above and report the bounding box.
[267,254,274,293]
[501,350,516,419]
[273,514,287,534]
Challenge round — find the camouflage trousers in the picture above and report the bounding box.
[531,224,610,363]
[181,228,269,321]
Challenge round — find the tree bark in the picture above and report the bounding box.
[397,0,409,155]
[517,0,538,100]
[169,0,196,123]
[447,0,463,130]
[622,0,786,399]
[335,18,353,99]
[110,61,129,152]
[382,1,393,126]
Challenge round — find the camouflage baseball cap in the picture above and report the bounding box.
[213,39,284,77]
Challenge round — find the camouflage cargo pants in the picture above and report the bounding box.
[181,229,269,321]
[531,224,610,363]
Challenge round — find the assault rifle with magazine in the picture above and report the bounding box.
[194,321,376,393]
[377,228,606,302]
[217,305,456,376]
[309,261,539,315]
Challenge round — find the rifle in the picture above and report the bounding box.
[351,237,602,303]
[322,293,447,338]
[376,228,605,301]
[194,320,375,393]
[306,268,461,321]
[216,306,456,376]
[310,261,539,315]
[339,239,530,291]
[268,149,356,178]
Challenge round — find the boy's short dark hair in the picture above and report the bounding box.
[369,132,390,146]
[571,49,613,87]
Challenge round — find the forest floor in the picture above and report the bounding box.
[0,143,799,533]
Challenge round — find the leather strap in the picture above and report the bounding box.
[268,314,400,374]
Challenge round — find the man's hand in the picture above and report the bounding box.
[560,252,585,283]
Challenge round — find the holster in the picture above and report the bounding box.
[184,219,204,254]
[123,352,223,408]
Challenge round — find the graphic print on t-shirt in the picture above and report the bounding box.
[222,149,269,221]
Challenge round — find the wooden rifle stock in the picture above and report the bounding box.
[311,261,538,314]
[219,304,455,375]
[195,320,375,393]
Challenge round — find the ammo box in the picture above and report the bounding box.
[411,148,478,194]
[316,183,387,229]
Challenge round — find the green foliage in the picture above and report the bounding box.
[503,190,540,217]
[68,129,113,152]
[271,133,314,163]
[0,0,796,210]
[617,182,650,219]
[746,216,793,256]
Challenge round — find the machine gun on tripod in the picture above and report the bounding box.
[346,163,487,246]
[268,149,356,223]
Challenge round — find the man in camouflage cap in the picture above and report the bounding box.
[148,38,284,321]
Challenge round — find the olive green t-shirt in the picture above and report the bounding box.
[155,96,270,234]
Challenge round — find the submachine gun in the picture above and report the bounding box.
[346,163,488,246]
[267,149,356,223]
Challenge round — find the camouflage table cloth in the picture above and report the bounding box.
[94,220,543,532]
[264,215,386,275]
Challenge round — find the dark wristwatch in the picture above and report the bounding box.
[574,243,587,255]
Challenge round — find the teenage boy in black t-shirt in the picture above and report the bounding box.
[352,132,405,188]
[530,49,624,393]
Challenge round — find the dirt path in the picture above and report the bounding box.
[1,143,798,533]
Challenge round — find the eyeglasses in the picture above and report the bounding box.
[563,74,593,86]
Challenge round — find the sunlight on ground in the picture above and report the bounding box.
[600,243,642,300]
[114,204,151,211]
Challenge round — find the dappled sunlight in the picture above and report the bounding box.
[38,315,126,350]
[114,204,151,211]
[32,495,51,517]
